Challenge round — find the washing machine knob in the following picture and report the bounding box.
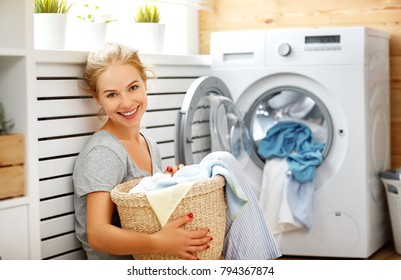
[278,43,291,56]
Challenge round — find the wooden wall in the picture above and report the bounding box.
[199,0,401,168]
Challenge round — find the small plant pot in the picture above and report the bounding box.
[87,22,107,50]
[34,13,68,49]
[124,23,165,54]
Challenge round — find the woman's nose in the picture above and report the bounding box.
[120,92,132,107]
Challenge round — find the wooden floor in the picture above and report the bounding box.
[278,242,401,260]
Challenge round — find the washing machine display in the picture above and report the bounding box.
[175,27,391,259]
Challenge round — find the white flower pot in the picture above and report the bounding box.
[87,22,107,50]
[34,13,67,49]
[123,23,165,54]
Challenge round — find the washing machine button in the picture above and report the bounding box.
[278,43,291,56]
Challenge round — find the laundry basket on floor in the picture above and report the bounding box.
[110,175,226,260]
[380,170,401,255]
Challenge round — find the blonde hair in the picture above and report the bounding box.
[83,43,152,98]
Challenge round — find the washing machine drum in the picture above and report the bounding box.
[244,86,333,170]
[175,76,251,165]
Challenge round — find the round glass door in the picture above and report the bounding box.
[244,86,333,169]
[175,76,251,165]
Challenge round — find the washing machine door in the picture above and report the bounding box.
[243,85,333,170]
[175,76,251,165]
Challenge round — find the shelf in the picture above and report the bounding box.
[0,196,29,210]
[0,48,27,57]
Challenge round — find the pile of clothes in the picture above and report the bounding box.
[257,121,325,234]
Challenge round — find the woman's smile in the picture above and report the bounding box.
[118,107,138,119]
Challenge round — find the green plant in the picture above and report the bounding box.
[134,2,161,23]
[0,102,14,135]
[34,0,72,14]
[76,3,115,23]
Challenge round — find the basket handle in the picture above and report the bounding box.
[386,184,399,195]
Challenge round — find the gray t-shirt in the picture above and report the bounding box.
[72,130,162,260]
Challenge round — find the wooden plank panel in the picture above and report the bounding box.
[147,94,185,110]
[38,136,92,159]
[38,157,76,179]
[39,176,73,200]
[36,94,183,119]
[51,249,86,260]
[142,126,176,143]
[157,142,174,159]
[36,63,85,78]
[142,110,178,127]
[390,88,401,122]
[390,56,401,90]
[147,78,197,93]
[36,99,98,118]
[40,214,75,239]
[199,0,401,57]
[0,134,24,166]
[41,232,82,259]
[36,79,84,98]
[37,117,103,139]
[36,60,210,78]
[143,64,210,78]
[0,165,25,200]
[40,195,74,220]
[36,78,195,98]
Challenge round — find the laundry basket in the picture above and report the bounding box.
[110,175,226,260]
[380,170,401,255]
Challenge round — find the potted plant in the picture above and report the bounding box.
[76,2,116,50]
[33,0,72,49]
[0,102,25,199]
[128,1,165,53]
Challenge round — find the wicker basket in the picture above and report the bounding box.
[110,175,226,260]
[380,173,401,255]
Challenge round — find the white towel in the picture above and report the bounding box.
[128,165,210,226]
[129,172,172,193]
[258,158,302,235]
[145,181,194,227]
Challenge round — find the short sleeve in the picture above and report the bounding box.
[73,146,125,197]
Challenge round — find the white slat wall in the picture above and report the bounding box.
[35,55,210,259]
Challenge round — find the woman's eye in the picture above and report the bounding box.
[106,92,117,98]
[129,85,139,91]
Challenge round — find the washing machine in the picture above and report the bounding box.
[175,26,391,258]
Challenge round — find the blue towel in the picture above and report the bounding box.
[257,121,324,183]
[200,160,248,221]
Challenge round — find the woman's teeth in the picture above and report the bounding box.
[120,108,137,116]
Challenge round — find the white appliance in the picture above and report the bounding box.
[175,26,391,258]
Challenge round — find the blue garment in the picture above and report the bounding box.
[257,121,324,183]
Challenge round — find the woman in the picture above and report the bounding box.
[73,43,281,261]
[73,43,211,260]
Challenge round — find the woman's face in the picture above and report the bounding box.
[95,64,148,130]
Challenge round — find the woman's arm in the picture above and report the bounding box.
[86,191,211,259]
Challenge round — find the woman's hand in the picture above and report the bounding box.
[164,164,185,175]
[152,213,212,260]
